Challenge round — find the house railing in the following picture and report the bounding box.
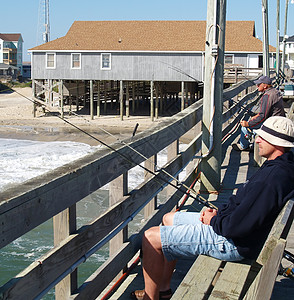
[0,79,259,299]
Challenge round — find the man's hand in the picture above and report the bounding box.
[200,208,217,225]
[240,120,249,127]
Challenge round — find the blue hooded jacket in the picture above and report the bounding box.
[210,151,294,259]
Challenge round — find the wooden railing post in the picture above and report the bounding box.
[144,155,157,219]
[53,205,77,299]
[109,173,128,257]
[167,141,179,204]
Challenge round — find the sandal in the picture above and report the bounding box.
[130,288,172,300]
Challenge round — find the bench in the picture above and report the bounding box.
[171,199,294,300]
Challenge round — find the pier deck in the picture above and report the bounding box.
[104,134,294,300]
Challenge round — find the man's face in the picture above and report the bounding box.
[257,83,268,92]
[255,135,278,159]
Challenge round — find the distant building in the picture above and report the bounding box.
[0,63,19,82]
[280,35,294,70]
[22,61,31,80]
[0,33,23,76]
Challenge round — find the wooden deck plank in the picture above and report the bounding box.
[209,261,251,300]
[172,256,223,300]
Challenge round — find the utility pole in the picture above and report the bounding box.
[200,0,226,193]
[262,0,270,76]
[281,0,289,72]
[276,0,280,77]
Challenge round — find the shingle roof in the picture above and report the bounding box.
[0,33,23,42]
[30,20,275,52]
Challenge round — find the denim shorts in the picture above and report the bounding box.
[160,211,244,262]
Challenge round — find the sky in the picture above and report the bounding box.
[1,0,294,62]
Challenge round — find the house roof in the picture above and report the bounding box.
[30,20,275,53]
[0,63,19,70]
[0,33,23,42]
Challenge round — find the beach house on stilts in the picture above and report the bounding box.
[29,20,276,120]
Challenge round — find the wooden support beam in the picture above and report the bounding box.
[97,81,101,117]
[120,80,124,121]
[167,140,179,203]
[144,155,157,219]
[32,80,36,118]
[150,81,154,121]
[76,81,79,112]
[90,80,94,120]
[109,173,128,276]
[60,80,64,119]
[132,82,135,114]
[181,81,185,111]
[104,81,107,114]
[155,82,159,119]
[126,81,130,117]
[53,205,77,300]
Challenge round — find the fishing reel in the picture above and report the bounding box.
[278,250,294,279]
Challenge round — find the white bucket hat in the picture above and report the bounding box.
[254,116,294,148]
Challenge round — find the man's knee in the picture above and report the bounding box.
[162,212,176,226]
[143,226,162,250]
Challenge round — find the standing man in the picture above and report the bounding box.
[131,116,294,300]
[232,75,285,151]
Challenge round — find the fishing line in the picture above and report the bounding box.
[1,86,217,209]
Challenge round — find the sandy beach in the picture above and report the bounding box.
[0,87,167,146]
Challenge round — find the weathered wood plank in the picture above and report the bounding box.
[209,261,251,300]
[243,239,286,300]
[171,256,223,300]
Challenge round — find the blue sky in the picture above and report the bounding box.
[1,0,294,61]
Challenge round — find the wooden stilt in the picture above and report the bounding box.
[126,81,130,117]
[60,80,64,119]
[97,81,101,117]
[181,81,185,111]
[120,80,124,121]
[150,80,154,121]
[90,80,94,120]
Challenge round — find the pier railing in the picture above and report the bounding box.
[0,79,259,299]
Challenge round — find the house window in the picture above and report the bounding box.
[101,53,111,70]
[46,53,56,69]
[71,53,81,69]
[224,55,234,64]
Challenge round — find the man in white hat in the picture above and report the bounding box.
[131,116,294,300]
[232,75,285,151]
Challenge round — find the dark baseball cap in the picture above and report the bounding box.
[253,75,272,85]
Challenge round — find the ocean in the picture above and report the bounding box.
[0,137,186,298]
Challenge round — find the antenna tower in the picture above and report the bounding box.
[36,0,50,45]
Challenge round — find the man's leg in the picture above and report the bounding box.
[142,212,177,299]
[239,126,251,149]
[142,227,175,299]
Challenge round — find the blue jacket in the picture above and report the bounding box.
[210,151,294,259]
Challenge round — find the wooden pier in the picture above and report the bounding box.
[0,78,293,299]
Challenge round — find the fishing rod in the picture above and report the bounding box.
[67,108,214,207]
[2,86,217,209]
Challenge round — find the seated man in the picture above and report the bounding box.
[131,116,294,300]
[232,75,285,151]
